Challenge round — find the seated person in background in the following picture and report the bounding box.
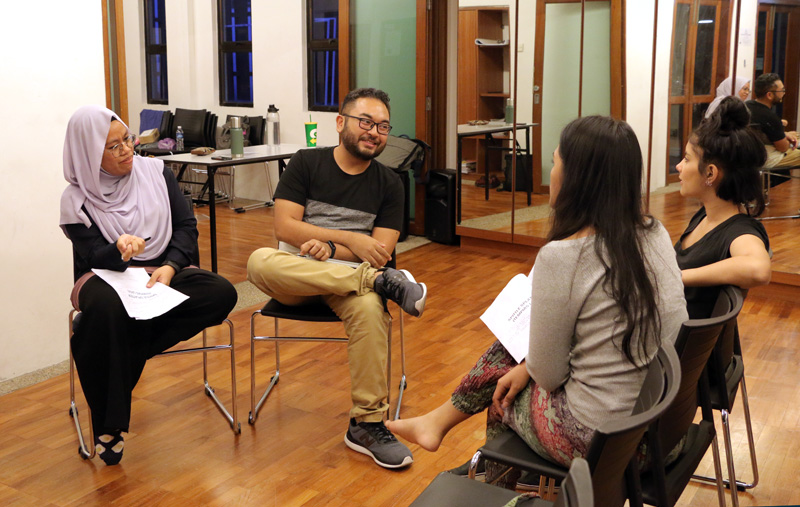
[676,97,771,319]
[247,88,427,470]
[60,105,237,465]
[705,76,750,118]
[746,73,800,176]
[386,116,687,484]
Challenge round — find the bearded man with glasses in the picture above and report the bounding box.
[247,88,427,469]
[746,73,800,179]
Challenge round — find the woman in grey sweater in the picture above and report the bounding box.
[387,116,687,474]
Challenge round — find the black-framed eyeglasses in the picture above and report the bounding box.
[341,114,392,135]
[106,134,137,157]
[770,88,786,94]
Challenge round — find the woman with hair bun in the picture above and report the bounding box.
[675,96,772,318]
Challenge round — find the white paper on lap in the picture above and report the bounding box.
[479,266,535,363]
[91,268,189,320]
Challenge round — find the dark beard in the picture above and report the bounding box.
[341,128,385,161]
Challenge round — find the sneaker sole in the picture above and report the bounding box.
[398,269,427,317]
[344,432,414,469]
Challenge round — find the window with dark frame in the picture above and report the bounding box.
[144,0,168,104]
[218,0,253,107]
[307,0,339,112]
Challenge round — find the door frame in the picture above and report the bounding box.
[102,0,128,124]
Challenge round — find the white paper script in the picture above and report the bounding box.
[479,266,534,363]
[92,268,189,320]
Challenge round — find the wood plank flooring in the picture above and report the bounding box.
[1,196,799,505]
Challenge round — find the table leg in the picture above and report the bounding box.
[208,167,218,273]
[484,134,490,201]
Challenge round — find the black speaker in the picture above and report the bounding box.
[425,169,458,245]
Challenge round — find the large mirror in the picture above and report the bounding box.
[455,0,624,244]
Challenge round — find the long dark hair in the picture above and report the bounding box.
[549,116,660,366]
[691,97,767,216]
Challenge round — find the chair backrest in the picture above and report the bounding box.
[705,286,744,409]
[375,135,430,182]
[554,457,594,507]
[654,285,743,455]
[173,108,208,148]
[205,113,218,148]
[583,345,681,506]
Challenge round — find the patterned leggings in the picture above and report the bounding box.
[451,341,594,485]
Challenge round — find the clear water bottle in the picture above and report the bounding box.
[266,105,280,145]
[175,125,185,151]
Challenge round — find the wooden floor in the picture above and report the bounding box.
[2,192,800,505]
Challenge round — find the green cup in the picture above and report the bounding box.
[305,122,317,147]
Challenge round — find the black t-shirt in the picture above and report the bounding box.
[746,99,785,145]
[274,147,404,234]
[674,207,769,319]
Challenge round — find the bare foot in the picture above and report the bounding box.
[386,414,447,452]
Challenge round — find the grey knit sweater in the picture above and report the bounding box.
[526,221,687,430]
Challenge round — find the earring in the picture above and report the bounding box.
[706,180,713,187]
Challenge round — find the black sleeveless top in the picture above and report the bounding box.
[674,207,769,319]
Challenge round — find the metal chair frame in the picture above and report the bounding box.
[68,310,240,460]
[691,319,759,502]
[249,300,407,424]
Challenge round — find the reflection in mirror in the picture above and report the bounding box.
[456,2,517,236]
[665,0,730,183]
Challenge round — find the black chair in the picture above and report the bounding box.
[68,300,240,460]
[410,457,593,507]
[690,286,755,506]
[468,344,681,507]
[248,253,408,425]
[638,285,744,507]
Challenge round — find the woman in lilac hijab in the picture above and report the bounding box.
[60,105,237,465]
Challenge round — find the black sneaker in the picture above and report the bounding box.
[344,418,413,469]
[374,268,427,317]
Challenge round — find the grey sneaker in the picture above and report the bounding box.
[374,268,427,317]
[344,418,414,469]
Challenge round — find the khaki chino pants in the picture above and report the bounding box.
[247,247,389,422]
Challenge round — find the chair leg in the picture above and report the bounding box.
[200,319,240,433]
[386,316,393,420]
[69,310,95,460]
[393,312,407,421]
[692,376,759,491]
[468,450,483,479]
[710,434,727,507]
[738,375,759,489]
[249,313,281,424]
[721,410,740,506]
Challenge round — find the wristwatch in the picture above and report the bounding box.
[327,240,336,259]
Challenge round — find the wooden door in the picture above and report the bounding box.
[666,0,731,184]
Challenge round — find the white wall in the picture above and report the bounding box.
[0,2,107,381]
[124,0,340,202]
